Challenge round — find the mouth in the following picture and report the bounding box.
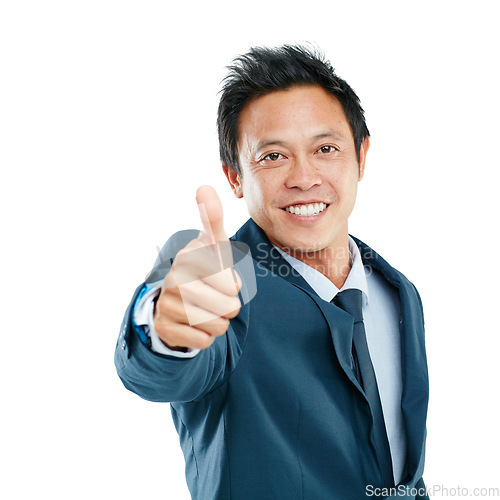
[282,202,329,217]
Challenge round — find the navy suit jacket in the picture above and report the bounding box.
[115,219,429,499]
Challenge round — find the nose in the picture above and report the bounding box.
[284,156,322,190]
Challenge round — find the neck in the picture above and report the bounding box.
[282,234,351,289]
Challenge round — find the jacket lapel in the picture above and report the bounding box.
[233,220,428,486]
[352,236,429,485]
[232,219,363,388]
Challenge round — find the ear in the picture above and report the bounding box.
[222,164,243,198]
[358,136,370,181]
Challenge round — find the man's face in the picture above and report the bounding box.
[224,85,369,255]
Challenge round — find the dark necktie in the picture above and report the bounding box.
[333,288,394,487]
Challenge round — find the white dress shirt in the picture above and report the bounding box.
[134,236,407,484]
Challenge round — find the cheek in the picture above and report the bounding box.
[241,178,265,215]
[243,174,273,207]
[333,166,360,198]
[340,178,361,212]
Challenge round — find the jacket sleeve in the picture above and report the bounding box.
[113,231,252,403]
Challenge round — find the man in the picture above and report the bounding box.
[115,45,430,499]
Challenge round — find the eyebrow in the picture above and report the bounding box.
[255,131,346,151]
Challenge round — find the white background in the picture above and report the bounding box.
[1,1,499,498]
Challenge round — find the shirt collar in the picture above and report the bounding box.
[273,236,370,304]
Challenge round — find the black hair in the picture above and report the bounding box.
[217,44,370,176]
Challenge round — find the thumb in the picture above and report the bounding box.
[196,185,228,244]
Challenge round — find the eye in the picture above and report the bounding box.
[317,145,336,154]
[263,152,285,161]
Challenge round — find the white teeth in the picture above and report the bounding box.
[284,203,328,216]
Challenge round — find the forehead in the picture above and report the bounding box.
[237,85,353,146]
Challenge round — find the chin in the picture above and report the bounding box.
[274,235,327,255]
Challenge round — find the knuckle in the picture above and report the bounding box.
[154,298,170,322]
[153,316,161,333]
[224,298,241,318]
[154,295,165,314]
[153,317,170,339]
[214,318,230,336]
[162,271,177,289]
[196,334,215,350]
[161,335,176,349]
[152,308,165,329]
[225,307,240,319]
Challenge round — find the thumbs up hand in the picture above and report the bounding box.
[196,184,229,244]
[153,186,242,351]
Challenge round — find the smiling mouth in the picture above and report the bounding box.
[283,202,329,216]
